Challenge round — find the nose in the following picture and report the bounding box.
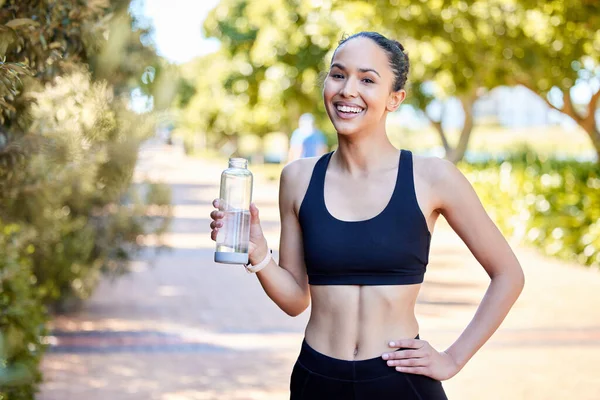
[340,76,358,98]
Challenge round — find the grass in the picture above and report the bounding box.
[188,124,598,182]
[388,124,595,158]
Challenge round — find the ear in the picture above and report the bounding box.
[387,89,406,112]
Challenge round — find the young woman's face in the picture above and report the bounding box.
[323,37,404,136]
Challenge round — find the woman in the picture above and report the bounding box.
[209,31,525,399]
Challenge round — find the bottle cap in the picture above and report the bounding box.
[229,158,248,169]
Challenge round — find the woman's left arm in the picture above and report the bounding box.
[383,158,525,380]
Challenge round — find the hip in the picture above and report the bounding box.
[290,336,448,400]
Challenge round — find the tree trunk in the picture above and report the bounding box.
[427,93,477,164]
[579,90,600,162]
[582,123,600,161]
[430,119,451,152]
[446,95,476,163]
[560,89,600,162]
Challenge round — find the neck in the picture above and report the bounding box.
[333,125,400,176]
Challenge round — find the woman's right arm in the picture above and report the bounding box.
[252,162,310,316]
[210,161,310,317]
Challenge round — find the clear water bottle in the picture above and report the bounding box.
[214,157,253,264]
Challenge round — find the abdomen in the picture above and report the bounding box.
[305,284,421,360]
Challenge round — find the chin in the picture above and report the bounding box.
[327,110,363,136]
[334,124,360,136]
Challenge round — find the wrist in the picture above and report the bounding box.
[246,247,272,274]
[443,348,466,371]
[249,242,269,265]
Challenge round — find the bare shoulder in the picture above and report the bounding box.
[280,156,323,215]
[412,154,458,183]
[412,154,472,210]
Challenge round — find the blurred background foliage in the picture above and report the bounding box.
[461,153,600,268]
[0,0,174,397]
[177,0,599,163]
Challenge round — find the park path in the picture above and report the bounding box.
[39,139,600,400]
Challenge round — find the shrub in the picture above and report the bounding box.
[460,151,600,268]
[3,68,172,312]
[0,223,47,400]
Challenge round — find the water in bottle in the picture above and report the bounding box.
[214,158,253,264]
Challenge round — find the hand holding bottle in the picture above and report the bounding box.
[211,199,269,265]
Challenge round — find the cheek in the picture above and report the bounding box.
[363,88,388,111]
[323,81,336,101]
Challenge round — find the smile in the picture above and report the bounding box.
[334,103,365,119]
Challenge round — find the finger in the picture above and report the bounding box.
[382,349,423,360]
[210,220,223,230]
[386,357,427,368]
[249,202,260,224]
[396,366,429,375]
[212,198,221,208]
[211,229,218,241]
[210,210,224,220]
[210,218,224,227]
[389,339,424,349]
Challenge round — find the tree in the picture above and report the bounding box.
[0,2,172,395]
[506,0,600,160]
[196,0,598,162]
[361,0,524,162]
[200,0,348,140]
[199,0,517,162]
[0,0,169,306]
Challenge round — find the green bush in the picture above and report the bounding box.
[3,68,172,312]
[460,151,600,268]
[0,2,171,398]
[0,223,47,400]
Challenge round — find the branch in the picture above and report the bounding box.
[580,87,600,138]
[516,79,563,114]
[587,87,600,121]
[563,90,583,124]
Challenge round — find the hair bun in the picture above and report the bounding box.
[393,40,405,52]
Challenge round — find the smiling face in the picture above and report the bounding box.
[323,37,406,136]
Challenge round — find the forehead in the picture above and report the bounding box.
[331,37,390,74]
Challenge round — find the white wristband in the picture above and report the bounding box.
[245,249,272,274]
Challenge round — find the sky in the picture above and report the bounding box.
[132,0,221,64]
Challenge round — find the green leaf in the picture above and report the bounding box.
[5,19,39,29]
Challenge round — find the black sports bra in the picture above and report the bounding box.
[298,150,431,285]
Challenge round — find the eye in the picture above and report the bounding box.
[362,78,374,84]
[331,73,344,79]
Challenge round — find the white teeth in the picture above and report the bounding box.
[336,105,363,114]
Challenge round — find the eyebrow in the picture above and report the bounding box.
[330,63,381,78]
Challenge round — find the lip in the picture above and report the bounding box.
[333,101,365,120]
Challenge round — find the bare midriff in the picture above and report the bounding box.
[304,284,421,360]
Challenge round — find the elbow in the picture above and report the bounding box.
[285,303,309,317]
[512,260,525,290]
[503,265,525,297]
[516,268,525,294]
[284,298,310,317]
[491,264,525,297]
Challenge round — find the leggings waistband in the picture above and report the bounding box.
[297,334,420,381]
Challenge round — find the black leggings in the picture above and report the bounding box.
[290,336,448,400]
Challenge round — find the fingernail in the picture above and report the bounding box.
[389,341,395,347]
[387,361,393,366]
[382,354,388,360]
